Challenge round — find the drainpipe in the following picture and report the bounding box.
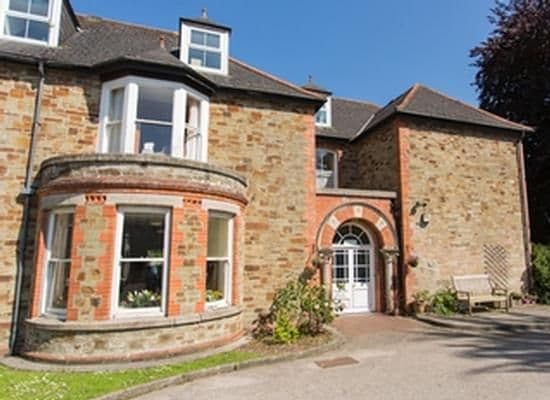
[9,60,45,354]
[517,131,532,292]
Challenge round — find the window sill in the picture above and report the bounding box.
[25,306,242,333]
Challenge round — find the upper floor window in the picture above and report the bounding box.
[0,0,62,46]
[189,29,222,70]
[180,14,230,75]
[98,76,210,162]
[316,148,338,189]
[315,97,332,127]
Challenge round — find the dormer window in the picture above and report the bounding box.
[0,0,62,46]
[189,29,222,70]
[180,10,230,75]
[315,97,332,127]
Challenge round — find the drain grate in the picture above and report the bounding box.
[315,356,359,369]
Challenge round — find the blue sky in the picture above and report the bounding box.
[71,0,496,107]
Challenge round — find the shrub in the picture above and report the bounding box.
[431,288,458,316]
[532,244,550,304]
[253,275,336,342]
[273,312,300,344]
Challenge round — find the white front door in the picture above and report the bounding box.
[333,248,373,312]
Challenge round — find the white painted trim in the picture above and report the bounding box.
[0,0,63,46]
[41,194,85,209]
[180,22,229,76]
[97,75,210,161]
[106,193,183,207]
[200,99,210,162]
[112,207,171,319]
[315,96,332,127]
[202,199,240,215]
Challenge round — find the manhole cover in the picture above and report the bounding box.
[315,356,359,369]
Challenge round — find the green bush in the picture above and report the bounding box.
[253,275,336,342]
[431,288,458,316]
[273,312,300,344]
[533,244,550,304]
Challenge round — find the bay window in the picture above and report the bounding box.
[206,212,233,307]
[114,208,169,317]
[316,149,338,189]
[42,209,73,318]
[1,0,62,46]
[99,76,209,161]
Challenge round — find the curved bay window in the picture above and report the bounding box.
[114,207,170,317]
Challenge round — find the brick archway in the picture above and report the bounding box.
[315,202,398,252]
[315,201,399,313]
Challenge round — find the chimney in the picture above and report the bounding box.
[159,35,166,49]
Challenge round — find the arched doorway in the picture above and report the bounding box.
[332,222,375,313]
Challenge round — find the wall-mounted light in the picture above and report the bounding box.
[411,200,430,228]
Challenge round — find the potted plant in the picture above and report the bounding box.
[407,254,419,268]
[206,289,223,302]
[510,292,522,307]
[412,290,431,314]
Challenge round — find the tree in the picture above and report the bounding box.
[471,0,550,243]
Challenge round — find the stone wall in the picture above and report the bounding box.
[208,93,317,321]
[402,119,528,296]
[23,307,243,363]
[0,62,101,353]
[348,122,399,192]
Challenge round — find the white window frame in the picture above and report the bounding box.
[97,76,210,162]
[112,206,170,319]
[205,211,234,310]
[41,208,74,319]
[180,22,229,75]
[0,0,62,46]
[315,97,332,127]
[316,148,338,189]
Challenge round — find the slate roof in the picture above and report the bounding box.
[357,84,532,139]
[316,97,379,140]
[302,81,332,95]
[0,14,321,103]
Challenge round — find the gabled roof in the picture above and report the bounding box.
[0,14,321,103]
[316,97,379,140]
[357,84,532,138]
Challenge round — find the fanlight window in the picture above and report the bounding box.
[333,223,370,246]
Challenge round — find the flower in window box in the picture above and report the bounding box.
[124,289,161,308]
[206,289,223,302]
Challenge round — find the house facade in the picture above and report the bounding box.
[0,0,531,363]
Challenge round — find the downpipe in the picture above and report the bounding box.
[9,60,45,354]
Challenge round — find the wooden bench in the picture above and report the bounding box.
[451,274,509,314]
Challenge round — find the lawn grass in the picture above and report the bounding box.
[0,351,259,400]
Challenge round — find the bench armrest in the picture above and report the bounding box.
[492,287,508,296]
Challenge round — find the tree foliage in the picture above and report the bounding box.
[471,0,550,243]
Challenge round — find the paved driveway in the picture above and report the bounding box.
[134,314,550,400]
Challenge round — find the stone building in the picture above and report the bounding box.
[0,0,531,362]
